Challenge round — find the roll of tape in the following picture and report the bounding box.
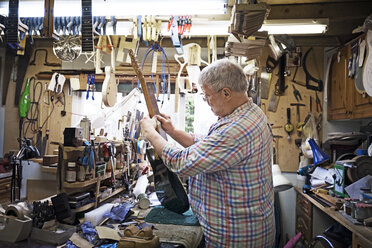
[6,205,25,220]
[368,143,372,157]
[137,193,150,209]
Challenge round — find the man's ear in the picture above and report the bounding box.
[223,88,231,97]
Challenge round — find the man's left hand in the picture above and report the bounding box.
[140,116,158,138]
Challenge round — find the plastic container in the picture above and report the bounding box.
[133,175,149,198]
[359,187,371,202]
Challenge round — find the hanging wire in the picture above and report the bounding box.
[138,42,171,107]
[23,77,42,137]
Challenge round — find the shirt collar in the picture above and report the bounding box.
[218,98,252,122]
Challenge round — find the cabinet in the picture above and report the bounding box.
[295,188,372,248]
[59,145,127,213]
[295,190,313,246]
[328,34,372,120]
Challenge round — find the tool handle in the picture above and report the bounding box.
[287,108,291,123]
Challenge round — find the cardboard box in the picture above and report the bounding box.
[30,223,76,245]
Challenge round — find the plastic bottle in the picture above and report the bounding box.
[19,78,31,118]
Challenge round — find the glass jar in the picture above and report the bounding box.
[66,162,77,183]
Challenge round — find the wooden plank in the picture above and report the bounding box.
[43,0,54,38]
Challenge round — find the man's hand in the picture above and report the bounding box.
[139,115,167,156]
[140,116,157,138]
[156,113,175,135]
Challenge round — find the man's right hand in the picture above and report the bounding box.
[155,113,175,135]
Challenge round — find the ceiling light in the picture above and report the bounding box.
[259,19,329,35]
[0,0,227,17]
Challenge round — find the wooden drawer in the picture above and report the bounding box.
[296,191,312,217]
[352,233,372,248]
[296,210,312,246]
[296,191,313,246]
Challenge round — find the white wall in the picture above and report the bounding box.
[20,160,56,199]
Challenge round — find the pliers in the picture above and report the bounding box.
[292,84,302,101]
[86,74,95,100]
[315,92,322,112]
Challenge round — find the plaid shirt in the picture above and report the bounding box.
[161,99,275,247]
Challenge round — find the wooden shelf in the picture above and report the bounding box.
[71,202,95,213]
[63,169,124,188]
[100,186,126,203]
[41,166,57,174]
[60,144,127,213]
[70,186,126,213]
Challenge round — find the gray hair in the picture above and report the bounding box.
[198,59,248,92]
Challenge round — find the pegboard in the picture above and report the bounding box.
[4,41,71,155]
[259,47,323,172]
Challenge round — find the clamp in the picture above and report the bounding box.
[292,84,302,101]
[86,74,95,100]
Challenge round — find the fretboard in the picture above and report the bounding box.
[6,0,19,44]
[81,0,93,52]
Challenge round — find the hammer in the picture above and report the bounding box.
[290,103,306,132]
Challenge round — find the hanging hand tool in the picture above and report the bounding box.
[167,16,173,32]
[284,107,294,141]
[290,103,306,134]
[292,84,302,101]
[269,54,287,112]
[86,74,95,100]
[272,135,283,164]
[315,92,322,113]
[275,54,287,95]
[103,143,116,187]
[291,66,306,87]
[303,48,323,91]
[19,78,31,148]
[29,49,61,67]
[266,55,278,73]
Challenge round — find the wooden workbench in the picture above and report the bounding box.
[295,187,372,248]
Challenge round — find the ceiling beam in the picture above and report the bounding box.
[266,2,372,20]
[260,0,370,5]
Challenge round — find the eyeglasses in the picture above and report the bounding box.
[202,89,222,102]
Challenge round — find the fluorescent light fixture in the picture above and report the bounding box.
[0,0,227,17]
[259,19,328,35]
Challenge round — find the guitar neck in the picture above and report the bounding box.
[129,49,167,140]
[6,0,19,44]
[81,0,94,52]
[129,49,159,117]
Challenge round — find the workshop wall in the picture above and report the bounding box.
[3,40,72,155]
[259,46,324,172]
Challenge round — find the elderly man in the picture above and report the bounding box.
[140,59,275,247]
